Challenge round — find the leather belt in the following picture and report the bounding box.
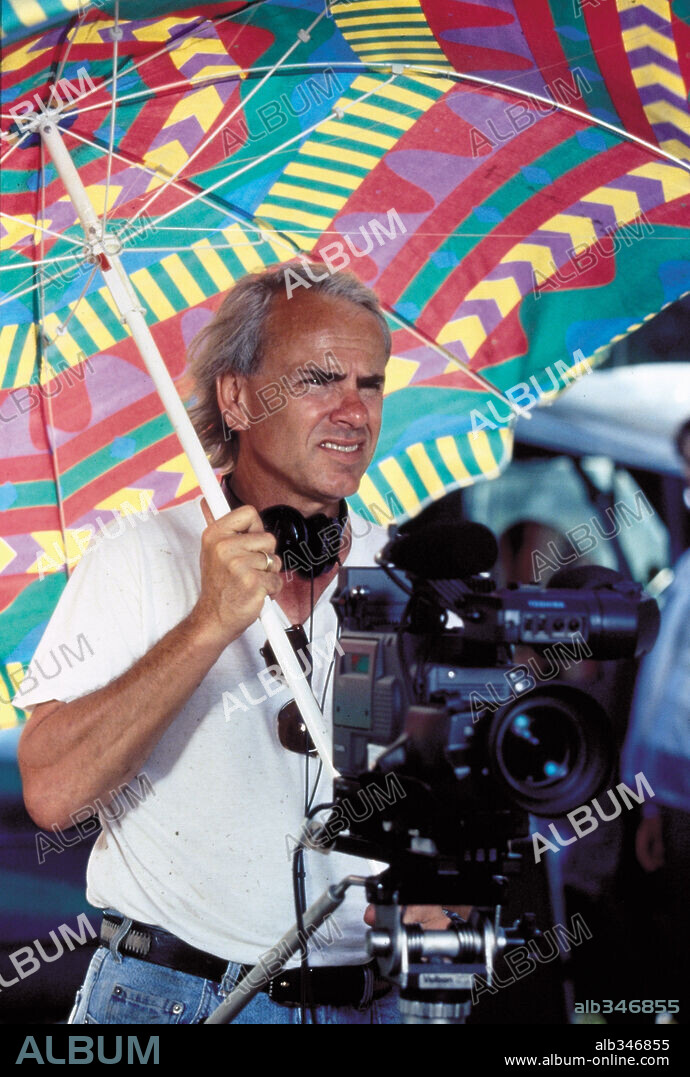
[100,915,390,1007]
[100,915,227,983]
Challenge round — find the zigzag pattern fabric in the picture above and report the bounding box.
[1,0,689,728]
[618,0,690,161]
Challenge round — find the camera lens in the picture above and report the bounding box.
[486,686,614,816]
[500,708,577,788]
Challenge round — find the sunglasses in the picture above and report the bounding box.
[260,625,317,755]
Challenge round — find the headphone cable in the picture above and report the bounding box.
[296,570,318,1023]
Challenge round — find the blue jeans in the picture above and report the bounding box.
[69,947,400,1025]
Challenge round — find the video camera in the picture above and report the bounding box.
[321,491,659,1021]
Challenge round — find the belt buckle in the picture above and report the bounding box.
[123,927,152,958]
[102,915,132,963]
[101,915,152,961]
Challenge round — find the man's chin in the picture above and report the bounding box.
[322,471,366,504]
[306,481,359,516]
[302,454,372,508]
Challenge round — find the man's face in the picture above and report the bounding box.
[217,289,388,515]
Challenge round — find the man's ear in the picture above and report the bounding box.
[216,371,251,432]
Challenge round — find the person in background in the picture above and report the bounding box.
[620,416,690,1021]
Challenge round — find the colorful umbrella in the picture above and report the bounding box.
[2,0,690,730]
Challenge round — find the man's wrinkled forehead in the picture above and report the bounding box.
[258,289,389,372]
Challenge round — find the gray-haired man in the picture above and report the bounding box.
[17,264,437,1024]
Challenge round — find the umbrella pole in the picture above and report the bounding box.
[37,119,338,780]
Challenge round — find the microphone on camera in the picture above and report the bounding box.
[396,489,465,534]
[380,522,497,579]
[378,492,497,580]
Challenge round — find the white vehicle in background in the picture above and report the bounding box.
[462,363,690,592]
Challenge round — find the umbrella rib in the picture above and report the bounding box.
[53,3,91,87]
[442,68,690,174]
[55,60,421,119]
[0,260,85,305]
[382,305,524,416]
[0,278,56,306]
[119,225,257,232]
[57,58,690,175]
[0,139,87,310]
[116,74,398,246]
[55,124,281,249]
[100,0,121,240]
[119,243,266,252]
[369,61,690,174]
[57,60,394,122]
[56,63,367,119]
[59,74,245,117]
[1,138,86,316]
[126,6,332,231]
[44,264,98,342]
[0,212,85,248]
[0,254,83,270]
[58,125,246,218]
[0,129,31,164]
[55,0,272,117]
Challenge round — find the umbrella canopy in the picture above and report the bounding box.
[2,0,690,728]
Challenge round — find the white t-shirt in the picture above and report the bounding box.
[16,498,390,966]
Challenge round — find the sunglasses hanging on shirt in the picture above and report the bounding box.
[260,626,317,755]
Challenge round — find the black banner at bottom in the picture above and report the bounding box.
[0,1022,686,1068]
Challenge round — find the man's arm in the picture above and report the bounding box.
[18,502,281,831]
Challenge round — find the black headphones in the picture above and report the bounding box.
[222,477,348,579]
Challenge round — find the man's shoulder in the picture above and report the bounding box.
[93,496,204,562]
[137,497,204,545]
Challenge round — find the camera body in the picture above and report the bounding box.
[330,563,656,881]
[322,503,659,1020]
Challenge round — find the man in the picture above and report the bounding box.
[620,417,690,1020]
[16,265,445,1024]
[625,416,690,864]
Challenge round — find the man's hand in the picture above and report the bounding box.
[190,499,283,652]
[364,905,472,930]
[400,905,453,930]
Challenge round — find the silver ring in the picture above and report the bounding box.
[262,551,273,572]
